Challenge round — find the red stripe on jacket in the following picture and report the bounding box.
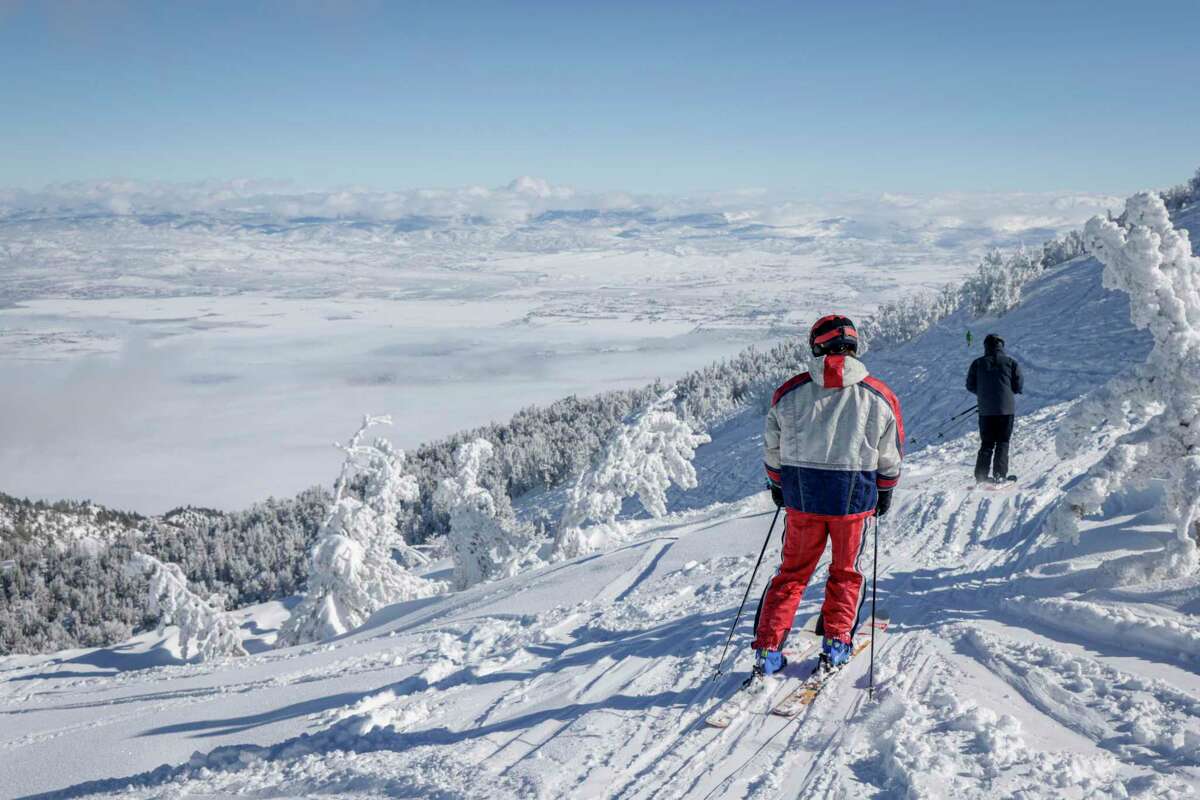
[823,355,846,389]
[862,375,905,455]
[771,372,812,407]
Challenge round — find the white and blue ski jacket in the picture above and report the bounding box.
[764,355,904,518]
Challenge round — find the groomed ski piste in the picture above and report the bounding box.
[2,202,1198,799]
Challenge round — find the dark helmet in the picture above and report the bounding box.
[984,333,1005,353]
[809,314,858,357]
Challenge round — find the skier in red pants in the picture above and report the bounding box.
[752,315,903,676]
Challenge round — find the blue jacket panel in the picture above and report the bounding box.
[779,465,879,517]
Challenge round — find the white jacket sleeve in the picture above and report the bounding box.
[876,410,902,489]
[764,403,782,487]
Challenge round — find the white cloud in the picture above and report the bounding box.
[0,177,628,225]
[0,178,1122,245]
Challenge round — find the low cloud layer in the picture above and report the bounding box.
[0,177,1122,247]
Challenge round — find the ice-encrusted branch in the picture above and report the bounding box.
[434,438,539,590]
[126,552,247,661]
[279,416,439,646]
[554,390,711,560]
[1048,192,1200,576]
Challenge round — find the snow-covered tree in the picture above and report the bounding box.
[126,552,247,660]
[1161,166,1200,211]
[279,416,439,646]
[962,247,1040,317]
[1041,230,1087,268]
[434,439,537,590]
[554,391,711,560]
[1048,192,1200,577]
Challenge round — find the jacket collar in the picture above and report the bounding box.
[810,354,868,389]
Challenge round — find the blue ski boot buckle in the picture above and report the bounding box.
[754,648,787,676]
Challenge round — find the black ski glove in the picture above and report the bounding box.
[875,489,893,518]
[770,484,785,508]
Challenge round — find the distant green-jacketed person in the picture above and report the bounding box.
[966,330,973,349]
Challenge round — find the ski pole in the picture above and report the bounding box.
[868,515,879,701]
[950,403,979,420]
[934,410,977,441]
[713,505,780,681]
[910,404,978,444]
[932,404,978,433]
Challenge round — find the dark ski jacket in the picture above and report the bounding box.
[966,337,1023,416]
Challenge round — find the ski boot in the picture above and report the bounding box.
[819,636,853,670]
[751,648,788,679]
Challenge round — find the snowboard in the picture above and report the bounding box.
[974,475,1017,491]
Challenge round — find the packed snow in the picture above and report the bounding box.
[0,195,1197,799]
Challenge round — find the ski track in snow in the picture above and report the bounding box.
[3,234,1200,798]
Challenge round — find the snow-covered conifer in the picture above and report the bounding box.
[1042,230,1087,267]
[434,439,537,590]
[1049,192,1200,576]
[126,552,247,660]
[279,416,438,646]
[554,391,711,559]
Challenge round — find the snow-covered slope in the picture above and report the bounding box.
[2,214,1199,799]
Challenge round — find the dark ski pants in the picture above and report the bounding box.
[751,510,869,651]
[975,414,1014,481]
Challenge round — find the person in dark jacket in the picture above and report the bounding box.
[965,333,1023,482]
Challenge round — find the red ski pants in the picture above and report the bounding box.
[751,511,870,651]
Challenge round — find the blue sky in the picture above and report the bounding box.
[2,0,1197,195]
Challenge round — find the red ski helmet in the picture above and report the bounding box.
[809,314,858,357]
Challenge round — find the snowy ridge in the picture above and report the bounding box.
[2,208,1199,797]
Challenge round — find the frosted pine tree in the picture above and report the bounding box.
[1048,192,1200,577]
[279,416,439,646]
[554,390,711,560]
[434,439,537,590]
[126,552,247,661]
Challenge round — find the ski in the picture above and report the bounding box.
[704,638,818,729]
[704,673,782,729]
[974,475,1018,491]
[770,620,889,717]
